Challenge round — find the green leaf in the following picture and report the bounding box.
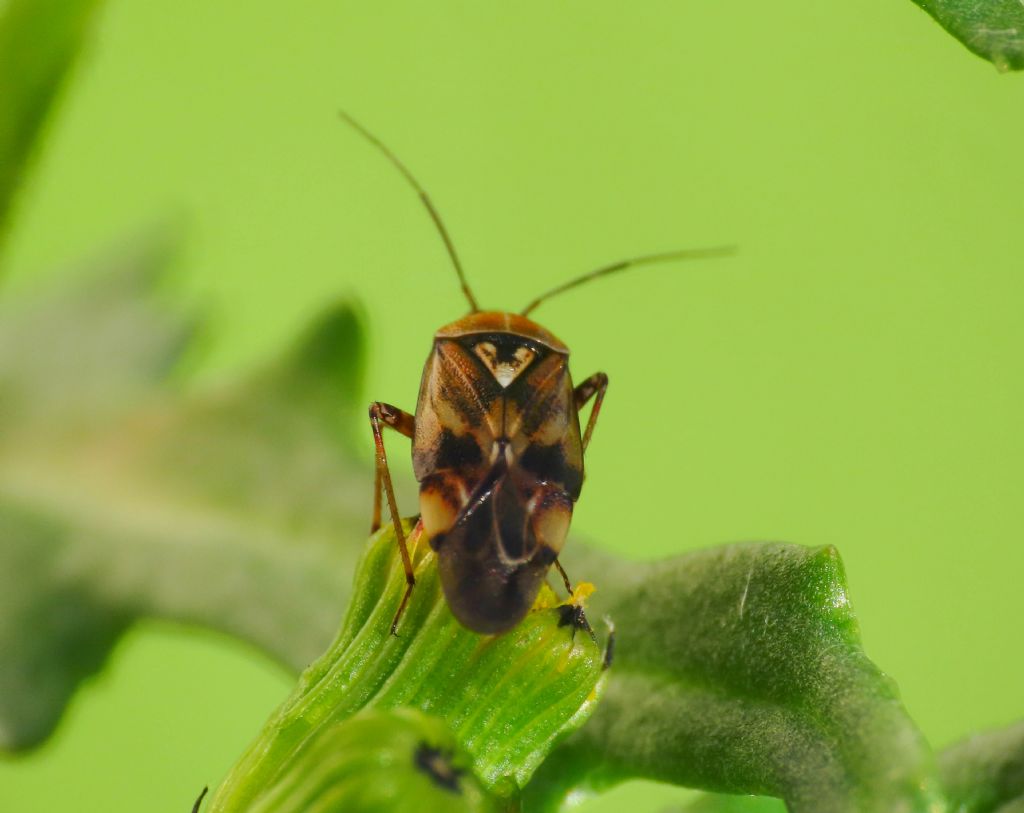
[938,720,1024,812]
[0,0,105,253]
[681,793,787,813]
[208,523,605,811]
[910,0,1024,71]
[529,543,944,813]
[0,245,371,750]
[234,708,504,813]
[0,231,189,426]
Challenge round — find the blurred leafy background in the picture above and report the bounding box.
[0,0,1022,811]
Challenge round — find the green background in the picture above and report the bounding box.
[1,1,1022,811]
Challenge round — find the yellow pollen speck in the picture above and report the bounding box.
[566,582,595,606]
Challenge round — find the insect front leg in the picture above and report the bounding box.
[574,372,608,452]
[369,401,417,635]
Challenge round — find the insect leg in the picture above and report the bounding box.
[389,519,425,635]
[574,372,609,452]
[369,402,415,531]
[369,402,417,635]
[554,558,597,644]
[553,557,574,595]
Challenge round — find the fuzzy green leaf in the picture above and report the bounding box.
[208,523,605,811]
[0,247,371,750]
[938,720,1024,812]
[530,543,943,813]
[0,0,105,252]
[910,0,1024,71]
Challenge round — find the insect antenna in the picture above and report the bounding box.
[338,111,480,312]
[520,245,736,317]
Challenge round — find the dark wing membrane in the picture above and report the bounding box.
[432,461,559,634]
[437,457,538,564]
[430,455,575,635]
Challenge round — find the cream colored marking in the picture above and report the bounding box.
[533,503,570,553]
[473,342,535,388]
[420,488,457,537]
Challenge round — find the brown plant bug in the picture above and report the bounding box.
[342,112,731,636]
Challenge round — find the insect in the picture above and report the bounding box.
[343,113,731,636]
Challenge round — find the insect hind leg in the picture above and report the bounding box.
[368,401,417,636]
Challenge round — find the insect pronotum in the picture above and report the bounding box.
[342,112,732,636]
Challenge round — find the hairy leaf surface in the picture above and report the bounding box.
[530,543,944,812]
[911,0,1024,70]
[939,720,1024,812]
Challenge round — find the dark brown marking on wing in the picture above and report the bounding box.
[517,440,583,500]
[512,354,574,439]
[435,428,483,471]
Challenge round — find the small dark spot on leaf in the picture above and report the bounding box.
[414,742,462,794]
